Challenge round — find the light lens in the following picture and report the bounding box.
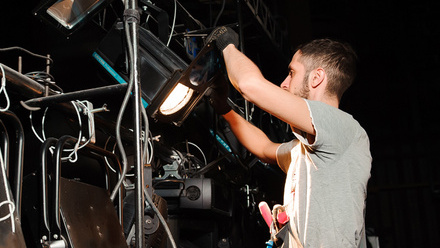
[159,83,194,115]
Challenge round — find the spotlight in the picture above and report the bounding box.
[33,0,112,35]
[94,25,222,126]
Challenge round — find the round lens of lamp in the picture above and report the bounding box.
[159,83,194,115]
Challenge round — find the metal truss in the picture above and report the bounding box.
[243,0,289,53]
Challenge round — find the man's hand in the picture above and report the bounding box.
[206,74,232,115]
[206,26,239,51]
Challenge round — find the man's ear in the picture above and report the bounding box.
[310,68,326,88]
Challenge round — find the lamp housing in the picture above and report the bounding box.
[94,25,222,126]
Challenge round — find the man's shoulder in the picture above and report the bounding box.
[306,99,352,118]
[305,99,360,132]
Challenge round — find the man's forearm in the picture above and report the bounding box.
[223,110,279,164]
[222,44,267,99]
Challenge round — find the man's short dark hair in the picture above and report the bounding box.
[296,39,358,99]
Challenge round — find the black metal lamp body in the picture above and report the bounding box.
[95,25,222,126]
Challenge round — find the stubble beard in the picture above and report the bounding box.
[295,74,310,99]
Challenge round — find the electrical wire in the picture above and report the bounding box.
[109,0,136,201]
[147,131,154,164]
[0,150,15,233]
[191,153,229,177]
[186,141,207,165]
[63,101,83,163]
[213,0,226,27]
[176,1,205,29]
[173,141,207,177]
[24,71,55,81]
[166,0,177,47]
[103,109,151,176]
[17,51,91,162]
[103,136,118,173]
[141,107,151,164]
[66,100,96,162]
[29,100,94,162]
[24,71,63,94]
[29,109,45,143]
[152,179,185,189]
[0,64,10,112]
[0,46,53,65]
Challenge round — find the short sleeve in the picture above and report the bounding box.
[292,99,361,165]
[276,140,298,173]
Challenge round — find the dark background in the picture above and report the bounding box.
[1,0,440,247]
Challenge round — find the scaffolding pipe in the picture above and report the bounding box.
[125,0,145,246]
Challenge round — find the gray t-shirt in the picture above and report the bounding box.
[276,99,372,248]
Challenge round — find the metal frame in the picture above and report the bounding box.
[242,0,288,53]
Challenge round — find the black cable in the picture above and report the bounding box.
[24,72,64,94]
[191,153,229,177]
[24,71,55,81]
[152,179,185,189]
[213,0,226,27]
[0,46,54,65]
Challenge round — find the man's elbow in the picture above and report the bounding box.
[257,143,279,166]
[236,77,261,103]
[258,156,277,166]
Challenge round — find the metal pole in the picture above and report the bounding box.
[23,84,128,108]
[127,0,145,246]
[0,63,47,97]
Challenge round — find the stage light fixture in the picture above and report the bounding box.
[33,0,112,35]
[94,25,223,126]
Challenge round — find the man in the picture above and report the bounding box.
[207,27,372,247]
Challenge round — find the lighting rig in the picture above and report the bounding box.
[0,0,291,247]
